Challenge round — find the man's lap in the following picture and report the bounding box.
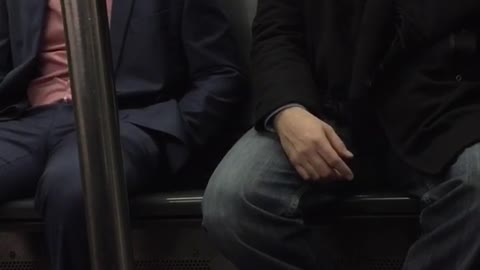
[35,120,165,214]
[0,104,166,206]
[202,128,361,270]
[204,128,385,218]
[203,129,307,216]
[206,126,480,212]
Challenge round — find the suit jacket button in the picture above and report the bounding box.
[456,74,463,82]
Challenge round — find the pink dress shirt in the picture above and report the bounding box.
[27,0,112,107]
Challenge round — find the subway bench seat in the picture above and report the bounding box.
[0,190,420,220]
[0,190,420,270]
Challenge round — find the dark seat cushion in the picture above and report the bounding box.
[0,190,205,221]
[302,193,420,219]
[131,190,204,219]
[0,198,39,221]
[0,190,419,221]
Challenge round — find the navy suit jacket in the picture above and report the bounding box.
[0,0,247,172]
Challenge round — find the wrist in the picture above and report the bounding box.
[274,106,307,130]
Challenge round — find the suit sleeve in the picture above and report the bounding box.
[0,0,12,84]
[179,0,248,147]
[252,0,322,130]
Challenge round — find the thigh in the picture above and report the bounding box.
[400,143,480,200]
[0,112,52,202]
[399,144,480,270]
[204,128,312,216]
[119,121,167,192]
[36,120,166,209]
[418,143,480,200]
[204,128,363,218]
[448,143,480,186]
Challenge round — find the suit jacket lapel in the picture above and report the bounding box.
[110,0,135,72]
[9,0,47,64]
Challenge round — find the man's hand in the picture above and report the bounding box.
[274,107,354,181]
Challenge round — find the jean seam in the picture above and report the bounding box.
[465,145,479,184]
[420,179,434,204]
[245,131,307,218]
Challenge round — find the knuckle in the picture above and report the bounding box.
[316,143,328,154]
[313,138,325,150]
[319,169,331,179]
[330,158,342,168]
[297,170,310,179]
[297,147,312,157]
[335,142,346,150]
[322,123,333,132]
[305,132,323,143]
[291,154,308,166]
[305,136,319,147]
[289,155,301,165]
[312,138,324,147]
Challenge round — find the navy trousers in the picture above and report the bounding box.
[0,103,166,270]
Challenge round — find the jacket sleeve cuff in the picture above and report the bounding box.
[264,103,305,132]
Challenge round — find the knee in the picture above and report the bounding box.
[36,166,84,224]
[453,144,480,195]
[202,130,296,236]
[424,178,480,221]
[460,176,480,208]
[447,165,480,204]
[202,163,246,236]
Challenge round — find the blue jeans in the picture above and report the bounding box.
[202,128,480,270]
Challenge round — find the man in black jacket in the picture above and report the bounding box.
[203,0,480,269]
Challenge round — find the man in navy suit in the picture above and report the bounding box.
[0,0,246,269]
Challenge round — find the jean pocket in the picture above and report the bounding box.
[283,184,311,218]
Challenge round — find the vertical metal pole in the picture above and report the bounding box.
[59,1,134,270]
